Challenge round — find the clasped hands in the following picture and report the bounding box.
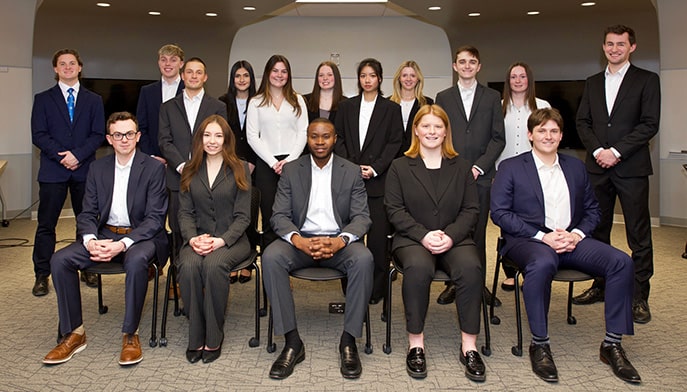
[421,230,454,254]
[542,229,582,254]
[190,233,226,256]
[292,234,345,260]
[58,150,79,171]
[360,165,374,180]
[595,149,620,169]
[86,239,126,262]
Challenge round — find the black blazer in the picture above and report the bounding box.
[136,80,184,157]
[218,92,257,165]
[158,93,228,190]
[435,83,505,184]
[334,94,404,197]
[303,93,348,125]
[385,155,479,252]
[576,64,660,177]
[399,96,434,155]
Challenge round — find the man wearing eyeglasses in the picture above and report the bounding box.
[43,111,168,367]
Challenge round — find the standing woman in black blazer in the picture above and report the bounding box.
[385,104,485,381]
[246,55,308,246]
[389,60,434,154]
[303,60,346,124]
[177,115,251,364]
[335,58,404,305]
[219,60,258,283]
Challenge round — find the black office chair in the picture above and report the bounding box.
[159,187,262,348]
[490,236,593,356]
[266,266,373,355]
[382,252,492,356]
[82,233,166,347]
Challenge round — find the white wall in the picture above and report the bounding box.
[229,16,452,98]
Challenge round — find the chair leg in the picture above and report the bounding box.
[97,274,108,314]
[481,291,492,356]
[364,305,373,354]
[383,267,395,354]
[512,271,523,356]
[248,261,261,347]
[159,265,173,346]
[149,264,159,347]
[490,256,502,325]
[266,306,276,353]
[567,282,577,325]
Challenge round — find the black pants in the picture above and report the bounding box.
[255,155,287,246]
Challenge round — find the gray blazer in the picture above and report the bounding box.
[178,160,251,248]
[435,83,505,183]
[158,93,228,190]
[270,154,371,240]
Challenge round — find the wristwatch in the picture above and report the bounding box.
[339,235,350,246]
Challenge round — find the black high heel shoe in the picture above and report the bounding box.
[186,348,203,364]
[238,271,252,284]
[229,274,238,284]
[203,343,222,363]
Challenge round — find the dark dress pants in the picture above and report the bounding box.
[367,195,392,301]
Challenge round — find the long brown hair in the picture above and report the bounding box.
[501,62,538,116]
[405,104,458,159]
[255,54,302,117]
[180,115,249,192]
[306,61,344,113]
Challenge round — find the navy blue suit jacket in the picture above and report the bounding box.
[78,152,169,263]
[136,80,184,157]
[490,152,600,256]
[31,84,105,183]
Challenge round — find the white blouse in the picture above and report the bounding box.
[496,97,551,169]
[246,94,308,168]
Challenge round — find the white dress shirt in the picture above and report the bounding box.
[496,97,551,169]
[359,95,376,151]
[400,98,415,130]
[593,61,631,160]
[183,88,205,133]
[458,81,477,121]
[236,97,248,130]
[246,94,308,168]
[161,76,181,103]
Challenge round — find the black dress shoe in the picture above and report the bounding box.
[269,344,305,379]
[632,299,651,324]
[81,272,98,288]
[459,348,486,382]
[572,287,604,305]
[238,273,252,284]
[406,347,427,379]
[599,342,641,383]
[529,343,558,382]
[437,284,456,305]
[484,287,501,307]
[32,275,49,297]
[339,343,362,379]
[202,346,222,363]
[501,281,516,292]
[229,274,238,284]
[186,349,203,364]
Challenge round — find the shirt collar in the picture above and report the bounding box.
[531,150,559,170]
[162,75,181,86]
[310,154,334,170]
[183,88,205,102]
[59,81,80,94]
[457,79,477,92]
[605,61,631,77]
[116,151,136,170]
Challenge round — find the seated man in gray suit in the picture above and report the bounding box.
[43,112,168,367]
[262,118,373,380]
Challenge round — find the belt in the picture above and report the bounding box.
[105,224,132,234]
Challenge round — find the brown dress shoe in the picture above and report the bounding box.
[43,333,87,364]
[119,334,143,366]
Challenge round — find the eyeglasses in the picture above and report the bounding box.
[109,131,138,141]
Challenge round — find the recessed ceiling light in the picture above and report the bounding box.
[581,2,596,6]
[428,6,441,11]
[148,11,161,16]
[527,11,540,15]
[96,2,111,7]
[296,0,387,3]
[243,6,256,11]
[206,12,218,17]
[468,12,481,17]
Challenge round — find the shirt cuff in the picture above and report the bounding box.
[283,231,299,245]
[592,148,603,158]
[472,165,484,176]
[533,231,545,241]
[571,229,586,240]
[120,237,134,250]
[609,147,621,158]
[340,232,359,244]
[82,234,97,249]
[176,162,185,174]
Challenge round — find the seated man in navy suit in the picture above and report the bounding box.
[262,119,373,380]
[43,112,168,367]
[490,108,640,384]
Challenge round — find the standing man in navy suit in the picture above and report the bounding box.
[491,108,639,384]
[435,45,505,306]
[31,48,105,296]
[136,44,185,163]
[42,112,168,366]
[158,57,227,252]
[573,25,660,325]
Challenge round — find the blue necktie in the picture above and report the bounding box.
[67,88,75,122]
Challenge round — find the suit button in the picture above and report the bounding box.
[433,209,438,215]
[607,123,612,127]
[466,129,471,133]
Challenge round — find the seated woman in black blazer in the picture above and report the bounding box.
[385,104,486,381]
[177,115,252,364]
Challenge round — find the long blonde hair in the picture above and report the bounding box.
[389,60,427,106]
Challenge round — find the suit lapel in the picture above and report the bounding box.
[193,95,212,133]
[361,95,385,152]
[467,85,484,124]
[349,96,362,154]
[609,65,636,120]
[297,158,312,226]
[126,153,144,219]
[451,87,468,121]
[408,157,439,206]
[330,156,345,227]
[558,155,578,220]
[436,158,457,202]
[50,86,72,126]
[174,96,191,133]
[101,155,116,221]
[523,153,545,210]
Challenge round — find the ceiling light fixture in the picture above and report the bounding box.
[295,0,388,3]
[96,2,111,7]
[428,6,441,11]
[243,6,256,11]
[527,11,540,15]
[148,11,161,16]
[581,2,596,6]
[206,12,218,17]
[468,12,481,17]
